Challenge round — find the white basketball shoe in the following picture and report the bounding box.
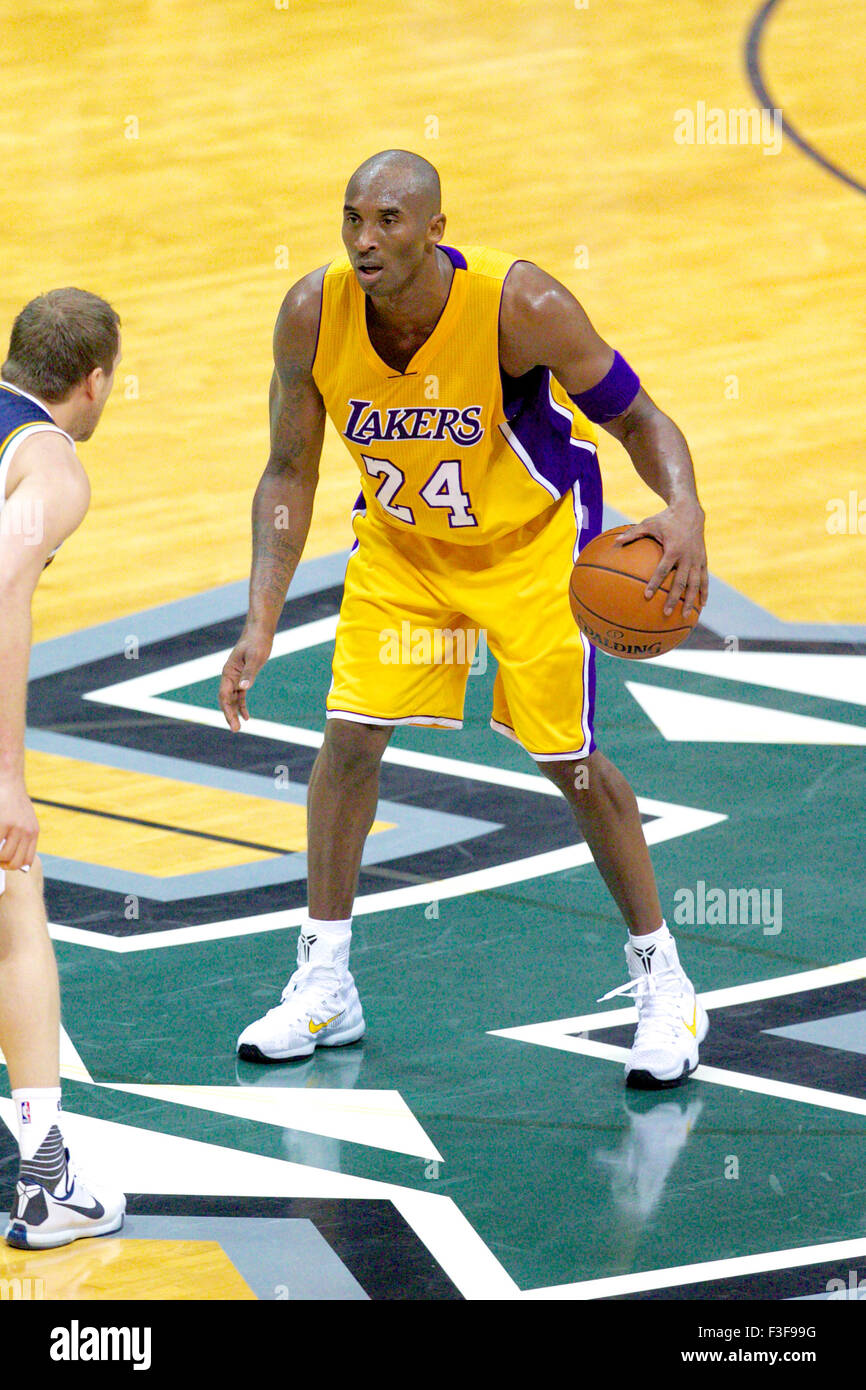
[5,1127,126,1250]
[237,931,365,1062]
[599,932,709,1089]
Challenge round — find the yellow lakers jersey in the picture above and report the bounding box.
[312,245,599,546]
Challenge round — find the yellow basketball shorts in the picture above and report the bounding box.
[326,492,598,761]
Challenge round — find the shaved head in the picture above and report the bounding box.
[342,150,448,301]
[345,149,441,220]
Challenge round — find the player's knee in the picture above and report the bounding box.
[540,757,588,799]
[572,750,637,816]
[322,719,390,782]
[541,748,632,807]
[585,750,633,796]
[540,747,605,790]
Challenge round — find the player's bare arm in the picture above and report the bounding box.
[500,262,708,618]
[0,434,90,869]
[219,268,327,731]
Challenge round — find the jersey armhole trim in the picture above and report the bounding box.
[309,265,332,384]
[0,424,75,502]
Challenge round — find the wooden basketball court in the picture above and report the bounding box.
[2,0,865,1316]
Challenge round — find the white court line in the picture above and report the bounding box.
[521,1234,866,1300]
[491,955,866,1116]
[49,798,725,953]
[86,615,341,700]
[493,954,866,1037]
[0,1097,519,1300]
[653,650,866,709]
[4,1089,856,1301]
[493,1029,866,1120]
[83,612,675,795]
[98,1081,446,1162]
[40,618,864,1300]
[86,682,569,796]
[627,681,866,746]
[85,689,573,794]
[67,617,729,950]
[390,1190,520,1300]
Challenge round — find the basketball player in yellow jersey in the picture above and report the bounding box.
[0,290,126,1246]
[221,150,710,1088]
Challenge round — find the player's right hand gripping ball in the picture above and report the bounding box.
[569,526,702,659]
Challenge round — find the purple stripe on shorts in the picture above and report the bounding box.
[575,462,604,757]
[585,641,598,756]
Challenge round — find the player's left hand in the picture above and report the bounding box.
[615,502,708,618]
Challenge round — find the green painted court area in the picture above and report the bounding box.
[44,604,866,1298]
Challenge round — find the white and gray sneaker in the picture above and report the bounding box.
[599,933,709,1089]
[237,931,365,1062]
[5,1127,126,1250]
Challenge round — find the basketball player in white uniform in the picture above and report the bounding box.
[0,289,126,1247]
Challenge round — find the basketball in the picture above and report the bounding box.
[569,525,701,659]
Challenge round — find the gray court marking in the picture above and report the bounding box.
[29,550,344,680]
[27,516,864,901]
[121,1214,369,1300]
[29,508,866,687]
[28,729,499,901]
[765,1011,866,1057]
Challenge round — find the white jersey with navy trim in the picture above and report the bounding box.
[0,381,75,515]
[0,382,76,566]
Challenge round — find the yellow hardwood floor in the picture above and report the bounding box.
[0,1236,256,1300]
[0,0,863,1303]
[1,0,862,639]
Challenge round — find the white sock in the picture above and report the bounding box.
[303,917,352,946]
[12,1087,63,1162]
[628,919,670,951]
[301,918,352,974]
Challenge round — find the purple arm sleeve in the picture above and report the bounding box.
[568,351,640,423]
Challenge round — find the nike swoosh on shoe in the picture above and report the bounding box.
[308,1011,344,1035]
[59,1194,106,1219]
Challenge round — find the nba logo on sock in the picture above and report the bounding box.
[20,1101,31,1124]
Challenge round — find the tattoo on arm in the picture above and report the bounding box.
[248,359,323,624]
